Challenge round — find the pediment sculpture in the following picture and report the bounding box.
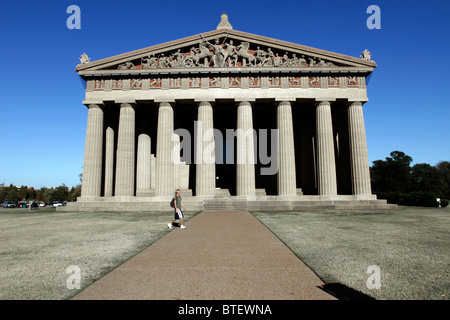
[117,37,337,70]
[360,49,372,61]
[78,52,91,65]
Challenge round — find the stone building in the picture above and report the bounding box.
[64,14,394,211]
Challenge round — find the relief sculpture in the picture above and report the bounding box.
[89,75,360,92]
[87,76,365,91]
[120,37,336,70]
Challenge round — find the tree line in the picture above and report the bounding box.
[371,151,450,207]
[1,150,448,207]
[0,184,81,204]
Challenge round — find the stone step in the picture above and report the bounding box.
[213,189,231,198]
[60,196,396,212]
[203,198,248,211]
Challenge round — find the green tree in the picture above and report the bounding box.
[17,185,28,201]
[371,151,449,207]
[36,189,48,203]
[51,184,69,202]
[37,187,54,204]
[371,151,413,193]
[411,163,440,193]
[435,161,450,198]
[5,184,20,202]
[69,185,81,201]
[0,184,6,203]
[27,187,37,200]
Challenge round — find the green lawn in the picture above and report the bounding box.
[1,206,448,300]
[0,207,199,300]
[251,206,450,300]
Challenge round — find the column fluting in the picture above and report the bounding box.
[81,104,103,197]
[136,133,151,193]
[348,101,372,195]
[236,101,256,196]
[316,101,337,195]
[104,126,114,197]
[196,101,216,196]
[277,101,297,196]
[115,103,136,197]
[155,102,175,196]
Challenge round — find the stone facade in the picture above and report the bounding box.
[63,15,395,211]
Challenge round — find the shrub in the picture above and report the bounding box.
[377,191,444,207]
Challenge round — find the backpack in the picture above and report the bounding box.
[170,198,174,208]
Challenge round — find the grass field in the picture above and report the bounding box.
[252,206,450,300]
[0,206,448,300]
[0,208,200,300]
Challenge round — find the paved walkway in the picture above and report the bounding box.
[72,211,335,300]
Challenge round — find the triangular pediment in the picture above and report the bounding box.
[76,28,376,76]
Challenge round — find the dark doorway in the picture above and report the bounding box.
[213,102,237,195]
[173,103,197,194]
[253,102,277,195]
[293,102,318,195]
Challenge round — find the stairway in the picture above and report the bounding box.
[203,198,248,211]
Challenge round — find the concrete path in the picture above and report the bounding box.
[72,211,335,300]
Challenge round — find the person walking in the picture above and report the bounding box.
[168,189,187,229]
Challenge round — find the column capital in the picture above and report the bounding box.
[314,100,332,107]
[276,100,292,107]
[346,101,365,107]
[158,101,174,108]
[235,100,253,108]
[85,103,104,110]
[119,102,136,109]
[196,101,214,108]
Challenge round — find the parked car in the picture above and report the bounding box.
[51,201,66,207]
[2,201,17,208]
[27,202,39,209]
[39,202,46,207]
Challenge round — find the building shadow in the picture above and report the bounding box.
[319,283,375,300]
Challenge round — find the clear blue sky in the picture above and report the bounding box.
[0,0,449,188]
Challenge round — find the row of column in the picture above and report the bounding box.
[81,100,372,198]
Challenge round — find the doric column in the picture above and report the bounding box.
[196,101,216,196]
[348,101,372,195]
[81,104,103,197]
[150,154,156,189]
[115,103,136,197]
[236,101,255,196]
[316,101,337,195]
[136,133,151,193]
[173,133,180,189]
[155,102,175,196]
[104,126,114,197]
[277,101,297,196]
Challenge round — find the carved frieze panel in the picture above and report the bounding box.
[87,75,361,92]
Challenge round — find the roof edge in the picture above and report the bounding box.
[76,28,376,72]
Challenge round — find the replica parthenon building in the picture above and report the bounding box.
[66,14,394,211]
